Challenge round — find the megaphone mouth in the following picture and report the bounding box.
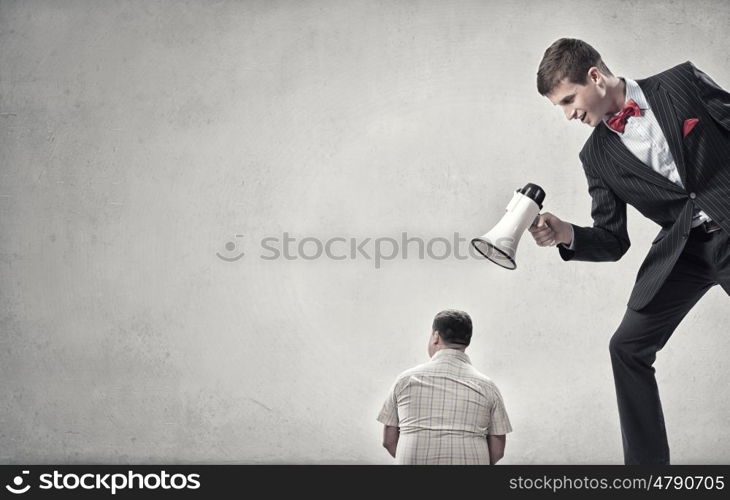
[471,238,517,270]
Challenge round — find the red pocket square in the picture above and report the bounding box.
[683,118,699,137]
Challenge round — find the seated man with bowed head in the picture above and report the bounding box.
[377,309,512,464]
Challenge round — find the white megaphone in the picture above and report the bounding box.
[471,183,545,269]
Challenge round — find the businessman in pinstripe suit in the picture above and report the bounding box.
[528,38,730,464]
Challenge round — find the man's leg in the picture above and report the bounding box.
[609,232,716,464]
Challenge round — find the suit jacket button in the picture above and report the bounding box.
[689,192,697,199]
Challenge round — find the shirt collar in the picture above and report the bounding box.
[624,78,649,110]
[431,348,471,364]
[602,77,649,132]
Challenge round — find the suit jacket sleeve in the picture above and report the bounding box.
[688,61,730,132]
[558,163,631,262]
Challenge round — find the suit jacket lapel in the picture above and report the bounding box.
[598,124,684,193]
[639,79,689,188]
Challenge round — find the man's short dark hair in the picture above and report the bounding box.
[537,38,613,96]
[432,309,472,346]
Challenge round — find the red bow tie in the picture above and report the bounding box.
[606,99,641,133]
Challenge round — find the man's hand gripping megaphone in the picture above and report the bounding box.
[528,212,573,248]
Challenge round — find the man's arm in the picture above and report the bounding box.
[382,425,399,458]
[486,384,512,465]
[487,434,506,465]
[377,378,401,458]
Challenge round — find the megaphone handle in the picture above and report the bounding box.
[531,212,551,231]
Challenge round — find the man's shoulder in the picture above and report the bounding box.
[466,367,501,389]
[393,361,504,399]
[393,358,494,381]
[646,61,695,82]
[393,360,432,381]
[638,61,700,95]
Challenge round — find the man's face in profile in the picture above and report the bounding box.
[547,68,612,127]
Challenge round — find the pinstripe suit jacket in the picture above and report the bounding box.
[558,61,730,310]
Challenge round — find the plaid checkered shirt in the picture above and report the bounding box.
[377,348,512,464]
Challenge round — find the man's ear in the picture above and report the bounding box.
[432,331,441,345]
[588,66,602,84]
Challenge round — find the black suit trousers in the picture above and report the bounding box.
[609,227,730,464]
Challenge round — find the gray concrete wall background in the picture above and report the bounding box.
[1,0,729,464]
